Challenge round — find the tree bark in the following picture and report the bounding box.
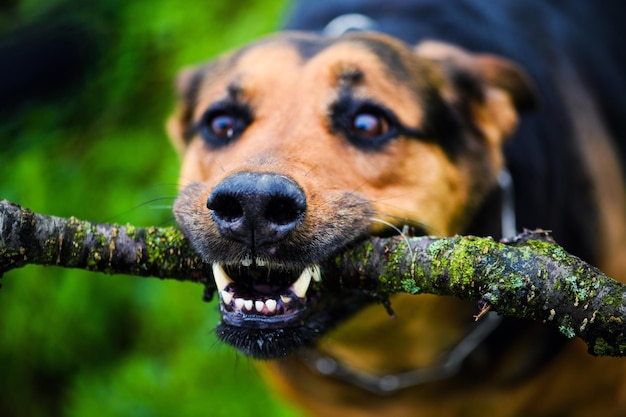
[1,199,625,357]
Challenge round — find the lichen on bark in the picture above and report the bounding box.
[1,199,626,357]
[0,200,211,284]
[328,231,626,356]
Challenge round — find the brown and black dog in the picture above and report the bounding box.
[169,1,626,416]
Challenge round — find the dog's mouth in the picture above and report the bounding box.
[212,260,321,329]
[211,256,374,359]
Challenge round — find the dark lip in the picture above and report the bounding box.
[219,289,311,330]
[215,288,374,359]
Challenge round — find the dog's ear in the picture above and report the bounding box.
[167,65,202,155]
[416,41,537,145]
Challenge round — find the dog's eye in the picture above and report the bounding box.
[345,105,398,147]
[198,104,252,147]
[209,114,236,138]
[351,112,389,139]
[331,97,416,149]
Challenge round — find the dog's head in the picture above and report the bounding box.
[168,32,535,359]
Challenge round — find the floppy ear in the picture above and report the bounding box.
[415,41,537,145]
[167,65,202,155]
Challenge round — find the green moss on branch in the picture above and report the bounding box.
[329,231,626,357]
[2,200,626,357]
[0,200,210,284]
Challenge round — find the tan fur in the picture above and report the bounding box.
[169,32,626,417]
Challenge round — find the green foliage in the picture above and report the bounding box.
[0,0,299,416]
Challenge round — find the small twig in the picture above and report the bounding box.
[473,304,492,321]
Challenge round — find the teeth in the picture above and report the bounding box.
[291,267,312,299]
[221,290,233,305]
[212,263,233,291]
[289,265,321,298]
[239,258,267,267]
[214,262,321,311]
[310,264,322,282]
[266,299,277,312]
[228,297,281,314]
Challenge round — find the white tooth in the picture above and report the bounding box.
[256,258,267,267]
[212,263,233,292]
[241,257,252,267]
[291,268,312,299]
[281,295,292,304]
[266,299,277,312]
[221,290,233,305]
[234,298,245,311]
[244,299,253,311]
[255,300,265,312]
[311,264,322,282]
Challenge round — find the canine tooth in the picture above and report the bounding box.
[311,264,322,282]
[266,299,277,312]
[221,290,233,305]
[292,268,312,298]
[212,263,233,292]
[255,300,265,312]
[244,299,253,311]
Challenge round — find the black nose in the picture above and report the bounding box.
[207,172,307,248]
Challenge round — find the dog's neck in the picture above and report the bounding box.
[298,170,516,395]
[301,311,502,395]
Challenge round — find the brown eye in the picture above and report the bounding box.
[351,112,388,138]
[330,97,402,150]
[210,114,235,138]
[199,103,253,148]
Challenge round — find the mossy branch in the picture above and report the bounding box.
[0,199,211,285]
[1,199,625,357]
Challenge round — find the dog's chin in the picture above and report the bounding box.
[216,324,322,359]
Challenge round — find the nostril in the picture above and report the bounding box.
[265,196,305,226]
[207,172,307,247]
[207,194,244,223]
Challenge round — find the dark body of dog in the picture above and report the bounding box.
[170,1,626,415]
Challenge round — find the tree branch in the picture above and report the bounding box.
[1,199,625,357]
[0,199,211,284]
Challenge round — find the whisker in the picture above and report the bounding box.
[149,205,176,210]
[101,196,177,223]
[369,217,405,237]
[369,217,415,277]
[302,164,319,178]
[215,158,226,173]
[370,210,438,236]
[156,215,178,227]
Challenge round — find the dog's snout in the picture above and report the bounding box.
[207,172,306,247]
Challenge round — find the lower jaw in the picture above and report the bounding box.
[215,322,320,359]
[215,293,376,360]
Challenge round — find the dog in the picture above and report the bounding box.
[168,0,626,415]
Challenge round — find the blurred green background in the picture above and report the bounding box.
[0,0,302,416]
